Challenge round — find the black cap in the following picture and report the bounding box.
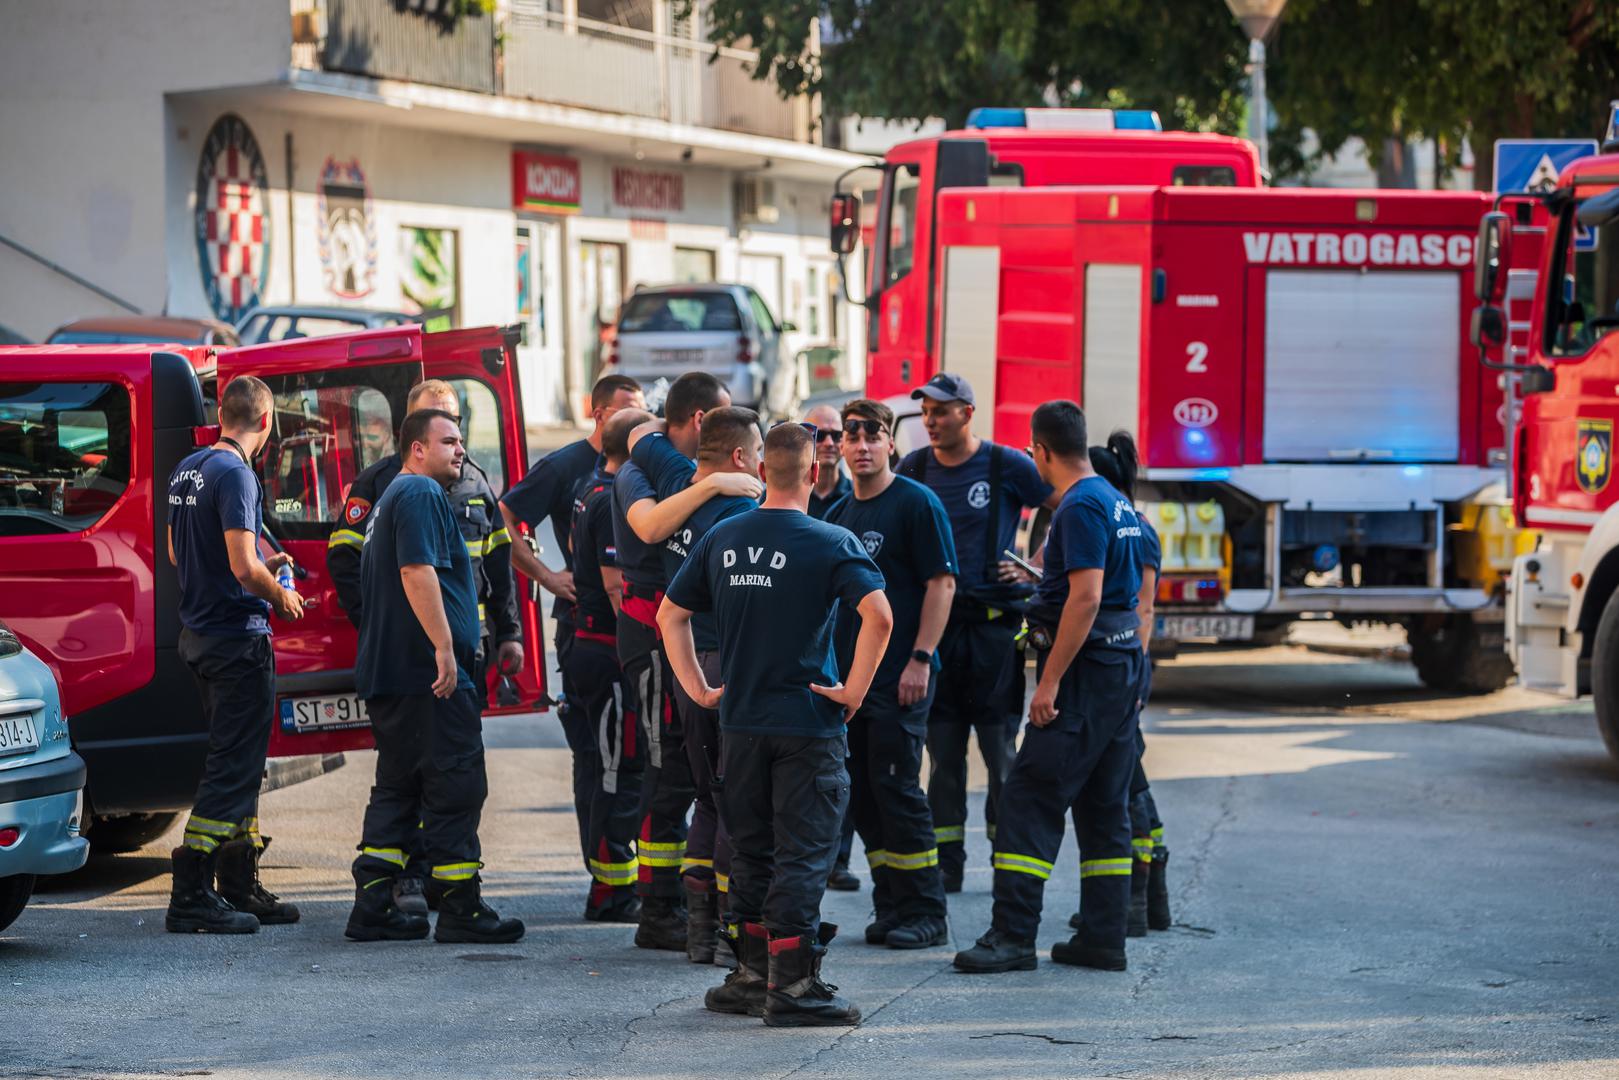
[909,372,975,406]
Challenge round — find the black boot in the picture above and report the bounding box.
[685,887,718,965]
[953,927,1036,973]
[1128,859,1149,938]
[393,875,429,917]
[885,914,949,950]
[435,877,525,944]
[585,887,641,924]
[705,921,768,1016]
[345,872,430,942]
[763,924,861,1028]
[1068,908,1083,931]
[863,911,901,945]
[1050,935,1127,971]
[634,895,688,951]
[826,861,860,892]
[215,837,300,925]
[1147,848,1172,930]
[166,845,259,935]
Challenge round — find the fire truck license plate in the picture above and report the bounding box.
[1156,615,1254,641]
[280,694,370,733]
[0,712,39,757]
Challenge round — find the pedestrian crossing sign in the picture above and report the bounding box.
[1494,139,1597,195]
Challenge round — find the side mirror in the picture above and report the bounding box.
[830,192,861,256]
[1521,365,1556,395]
[1470,305,1506,350]
[1474,211,1512,304]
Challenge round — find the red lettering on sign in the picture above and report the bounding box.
[612,167,684,213]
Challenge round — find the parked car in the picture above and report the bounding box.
[606,284,796,417]
[46,315,239,347]
[235,305,418,346]
[0,618,88,935]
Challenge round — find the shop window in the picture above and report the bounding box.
[0,381,130,536]
[674,247,717,283]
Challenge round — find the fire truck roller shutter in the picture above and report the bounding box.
[1083,265,1144,442]
[1263,271,1459,463]
[940,246,1000,412]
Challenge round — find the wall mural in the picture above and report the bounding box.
[316,158,378,299]
[194,114,270,323]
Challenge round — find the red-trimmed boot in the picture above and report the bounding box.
[763,923,861,1028]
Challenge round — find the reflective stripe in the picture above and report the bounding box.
[681,857,714,873]
[992,852,1052,879]
[185,814,238,837]
[465,539,485,558]
[477,602,487,624]
[884,848,940,871]
[935,825,966,844]
[487,527,511,549]
[715,872,730,893]
[639,840,685,868]
[182,832,221,853]
[1080,858,1134,878]
[589,858,639,886]
[361,846,408,868]
[1151,827,1164,843]
[328,528,365,550]
[1132,838,1155,863]
[431,861,482,882]
[866,850,889,870]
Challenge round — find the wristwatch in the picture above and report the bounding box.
[911,648,933,664]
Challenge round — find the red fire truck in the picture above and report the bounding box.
[831,107,1523,690]
[1480,147,1619,756]
[0,325,549,847]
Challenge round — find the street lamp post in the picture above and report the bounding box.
[1224,0,1288,177]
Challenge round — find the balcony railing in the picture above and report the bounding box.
[289,0,806,144]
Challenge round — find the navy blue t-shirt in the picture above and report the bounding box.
[808,472,852,520]
[631,431,695,501]
[1030,475,1144,633]
[825,476,958,688]
[662,490,757,653]
[500,437,600,617]
[665,509,885,738]
[611,462,666,591]
[1139,517,1162,575]
[356,474,480,699]
[168,447,271,637]
[899,442,1052,607]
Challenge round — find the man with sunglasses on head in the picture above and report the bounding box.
[803,404,852,520]
[898,373,1060,893]
[824,400,958,950]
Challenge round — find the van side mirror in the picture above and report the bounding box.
[1474,211,1512,304]
[830,193,861,256]
[1521,365,1556,395]
[1470,305,1506,350]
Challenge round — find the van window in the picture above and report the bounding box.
[886,164,922,287]
[446,377,506,493]
[1172,165,1238,187]
[0,381,131,536]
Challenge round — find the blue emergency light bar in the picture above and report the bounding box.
[964,107,1163,132]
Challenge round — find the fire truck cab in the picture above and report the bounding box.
[0,325,550,843]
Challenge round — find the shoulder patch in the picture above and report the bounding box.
[343,497,373,525]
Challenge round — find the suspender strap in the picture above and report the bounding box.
[985,443,1004,583]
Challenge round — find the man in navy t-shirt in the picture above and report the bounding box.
[660,421,891,1028]
[164,375,303,935]
[955,400,1145,976]
[347,409,523,947]
[897,372,1058,891]
[825,399,959,951]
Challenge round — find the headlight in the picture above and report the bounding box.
[0,621,20,660]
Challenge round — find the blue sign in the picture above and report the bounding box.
[1494,139,1597,195]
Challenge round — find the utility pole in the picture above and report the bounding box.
[1224,0,1288,178]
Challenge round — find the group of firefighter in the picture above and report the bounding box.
[161,363,1175,1029]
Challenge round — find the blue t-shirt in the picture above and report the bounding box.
[1030,475,1144,633]
[825,476,958,688]
[611,462,666,591]
[1139,517,1162,575]
[500,437,601,618]
[808,472,852,520]
[898,441,1052,607]
[631,431,695,501]
[662,490,758,653]
[356,474,480,699]
[665,509,885,738]
[168,447,271,637]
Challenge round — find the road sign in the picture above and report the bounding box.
[1494,139,1597,195]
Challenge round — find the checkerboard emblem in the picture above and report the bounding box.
[194,114,271,324]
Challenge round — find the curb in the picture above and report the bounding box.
[262,752,346,794]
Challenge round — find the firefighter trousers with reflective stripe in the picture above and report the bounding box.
[567,635,645,907]
[179,629,276,852]
[672,651,730,893]
[353,688,487,886]
[723,732,849,939]
[926,613,1021,876]
[850,684,946,922]
[618,615,694,899]
[991,645,1143,947]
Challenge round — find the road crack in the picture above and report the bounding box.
[969,1031,1092,1046]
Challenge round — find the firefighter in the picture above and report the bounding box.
[345,408,523,944]
[658,421,892,1027]
[326,379,522,915]
[613,372,759,950]
[500,374,645,876]
[897,373,1058,892]
[954,400,1144,974]
[163,375,303,934]
[636,406,762,963]
[568,407,655,922]
[824,399,958,949]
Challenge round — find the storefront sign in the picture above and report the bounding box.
[512,151,581,214]
[194,113,271,322]
[612,167,684,213]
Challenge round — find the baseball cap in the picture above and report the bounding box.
[909,372,975,406]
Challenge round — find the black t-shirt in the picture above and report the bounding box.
[568,466,619,636]
[825,475,958,687]
[665,509,885,738]
[611,462,666,592]
[500,437,600,615]
[661,490,758,653]
[808,472,852,520]
[168,446,272,637]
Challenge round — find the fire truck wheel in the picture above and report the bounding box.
[0,875,35,935]
[1588,592,1619,760]
[87,812,182,855]
[1408,614,1515,696]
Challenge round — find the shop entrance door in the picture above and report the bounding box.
[575,240,626,404]
[515,218,565,423]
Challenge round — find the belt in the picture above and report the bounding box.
[576,628,617,646]
[621,590,664,633]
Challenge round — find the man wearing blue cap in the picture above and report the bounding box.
[898,373,1059,892]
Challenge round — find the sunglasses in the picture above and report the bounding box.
[842,418,890,439]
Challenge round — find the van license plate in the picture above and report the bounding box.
[1156,615,1254,641]
[0,712,39,757]
[280,694,370,733]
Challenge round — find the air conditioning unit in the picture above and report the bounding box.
[735,177,780,225]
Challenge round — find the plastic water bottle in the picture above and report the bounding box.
[276,563,296,592]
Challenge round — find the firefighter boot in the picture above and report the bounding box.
[1128,859,1150,938]
[763,924,861,1028]
[863,910,901,945]
[166,845,259,935]
[215,837,300,925]
[434,877,525,944]
[685,886,718,965]
[1148,847,1172,931]
[634,895,689,951]
[1050,935,1128,971]
[705,921,768,1016]
[885,915,949,950]
[952,927,1037,973]
[393,874,429,918]
[345,870,430,942]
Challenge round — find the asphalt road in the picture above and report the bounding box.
[5,641,1618,1080]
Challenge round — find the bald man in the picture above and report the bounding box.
[804,404,851,520]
